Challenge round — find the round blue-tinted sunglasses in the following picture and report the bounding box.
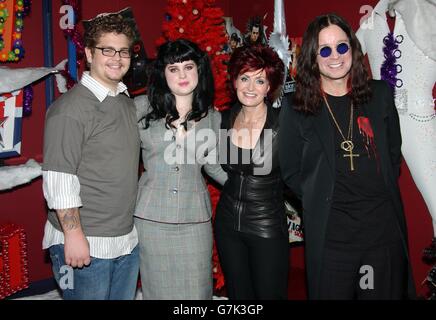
[318,42,350,58]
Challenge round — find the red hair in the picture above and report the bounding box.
[228,45,285,102]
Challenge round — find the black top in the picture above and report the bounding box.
[324,94,399,249]
[226,140,253,175]
[216,102,287,239]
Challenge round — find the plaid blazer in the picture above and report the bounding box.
[133,95,227,223]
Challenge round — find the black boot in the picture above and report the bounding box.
[423,237,436,264]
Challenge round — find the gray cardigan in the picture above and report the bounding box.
[133,95,227,223]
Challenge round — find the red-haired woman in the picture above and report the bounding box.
[214,45,288,299]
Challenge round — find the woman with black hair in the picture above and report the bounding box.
[134,38,227,300]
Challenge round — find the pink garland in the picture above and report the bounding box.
[60,0,84,89]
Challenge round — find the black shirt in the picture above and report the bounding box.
[324,94,400,249]
[216,105,287,238]
[226,138,253,174]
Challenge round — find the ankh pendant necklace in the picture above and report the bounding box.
[323,95,359,171]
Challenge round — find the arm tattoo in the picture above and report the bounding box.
[58,208,80,231]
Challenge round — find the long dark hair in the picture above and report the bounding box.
[144,38,214,129]
[294,13,371,114]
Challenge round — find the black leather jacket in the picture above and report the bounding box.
[216,103,287,239]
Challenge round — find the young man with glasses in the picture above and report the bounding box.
[42,13,140,300]
[279,13,416,300]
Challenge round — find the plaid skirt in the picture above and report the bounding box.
[134,217,213,300]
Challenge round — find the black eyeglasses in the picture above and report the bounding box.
[318,42,350,58]
[94,47,131,58]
